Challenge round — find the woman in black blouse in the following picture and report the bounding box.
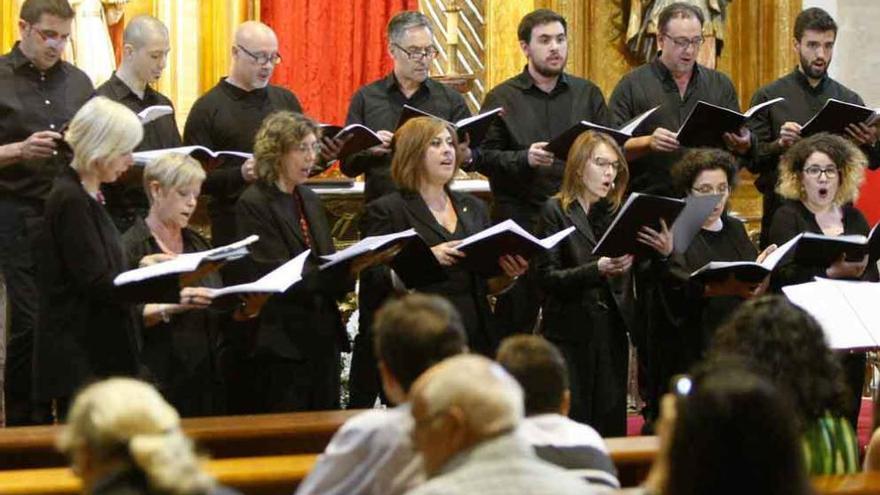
[122,153,225,417]
[768,132,875,429]
[360,117,527,357]
[34,97,212,413]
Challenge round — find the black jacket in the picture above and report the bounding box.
[234,181,352,360]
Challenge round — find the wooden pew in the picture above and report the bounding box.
[0,409,362,470]
[606,435,658,486]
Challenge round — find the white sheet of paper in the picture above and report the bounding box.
[210,249,310,296]
[671,194,723,255]
[782,280,877,350]
[137,105,173,124]
[133,146,253,165]
[319,229,417,268]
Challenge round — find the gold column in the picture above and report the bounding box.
[484,0,534,91]
[199,0,249,96]
[1,0,22,53]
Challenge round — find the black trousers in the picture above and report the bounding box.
[840,351,867,431]
[0,198,50,425]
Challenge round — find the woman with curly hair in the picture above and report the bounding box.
[768,131,876,429]
[231,111,354,413]
[708,296,858,475]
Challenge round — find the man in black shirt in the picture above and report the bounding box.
[183,21,302,247]
[748,7,880,248]
[97,15,182,233]
[341,11,471,203]
[609,2,752,196]
[0,0,93,425]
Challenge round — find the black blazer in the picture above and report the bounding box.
[34,167,141,401]
[234,181,352,361]
[533,197,634,343]
[360,188,497,353]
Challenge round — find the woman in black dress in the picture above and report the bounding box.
[360,116,527,357]
[122,153,225,417]
[768,132,875,429]
[534,130,671,436]
[233,111,353,413]
[34,97,212,412]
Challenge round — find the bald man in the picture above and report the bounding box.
[96,15,182,233]
[182,21,302,247]
[408,355,595,495]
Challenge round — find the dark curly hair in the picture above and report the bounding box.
[707,295,849,427]
[776,132,866,205]
[253,111,320,185]
[671,147,738,197]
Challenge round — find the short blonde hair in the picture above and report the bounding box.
[253,111,320,185]
[142,153,206,204]
[557,131,629,212]
[57,378,215,495]
[66,96,143,175]
[391,117,460,192]
[776,132,866,205]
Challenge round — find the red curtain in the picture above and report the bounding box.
[857,169,880,225]
[261,0,419,125]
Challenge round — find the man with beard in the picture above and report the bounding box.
[97,15,182,233]
[475,9,611,336]
[0,0,93,425]
[609,1,751,197]
[747,7,880,248]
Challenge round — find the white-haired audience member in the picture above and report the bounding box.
[297,293,467,495]
[407,354,596,495]
[57,377,237,495]
[496,335,619,489]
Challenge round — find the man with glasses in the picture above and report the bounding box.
[345,10,471,409]
[747,7,880,248]
[609,1,751,197]
[0,0,93,425]
[96,15,182,234]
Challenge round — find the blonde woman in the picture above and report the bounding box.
[58,377,235,495]
[34,97,212,413]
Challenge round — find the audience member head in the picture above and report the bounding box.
[57,378,215,495]
[372,293,467,405]
[253,111,321,192]
[143,153,205,230]
[776,132,865,210]
[672,148,738,228]
[120,15,170,85]
[410,354,523,476]
[557,130,628,212]
[708,295,850,426]
[794,8,837,81]
[650,361,810,495]
[66,96,143,184]
[517,9,568,78]
[496,335,570,416]
[391,116,460,192]
[230,21,280,91]
[18,0,74,71]
[387,11,435,86]
[656,2,704,76]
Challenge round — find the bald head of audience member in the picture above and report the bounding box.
[120,15,170,87]
[373,293,468,405]
[410,355,524,476]
[496,335,571,417]
[229,21,280,91]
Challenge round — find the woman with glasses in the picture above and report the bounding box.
[231,111,353,413]
[767,132,875,431]
[533,131,668,436]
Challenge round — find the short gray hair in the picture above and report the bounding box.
[142,153,206,204]
[123,15,169,49]
[387,11,432,44]
[415,355,523,438]
[67,96,143,175]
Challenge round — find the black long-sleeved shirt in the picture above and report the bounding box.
[0,42,93,200]
[97,73,183,232]
[478,68,610,230]
[609,58,746,196]
[183,78,302,245]
[748,68,880,196]
[341,72,470,203]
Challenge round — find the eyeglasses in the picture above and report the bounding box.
[235,44,282,65]
[691,184,730,195]
[294,142,322,154]
[663,34,704,50]
[591,158,621,171]
[29,25,70,45]
[803,166,838,178]
[392,43,438,61]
